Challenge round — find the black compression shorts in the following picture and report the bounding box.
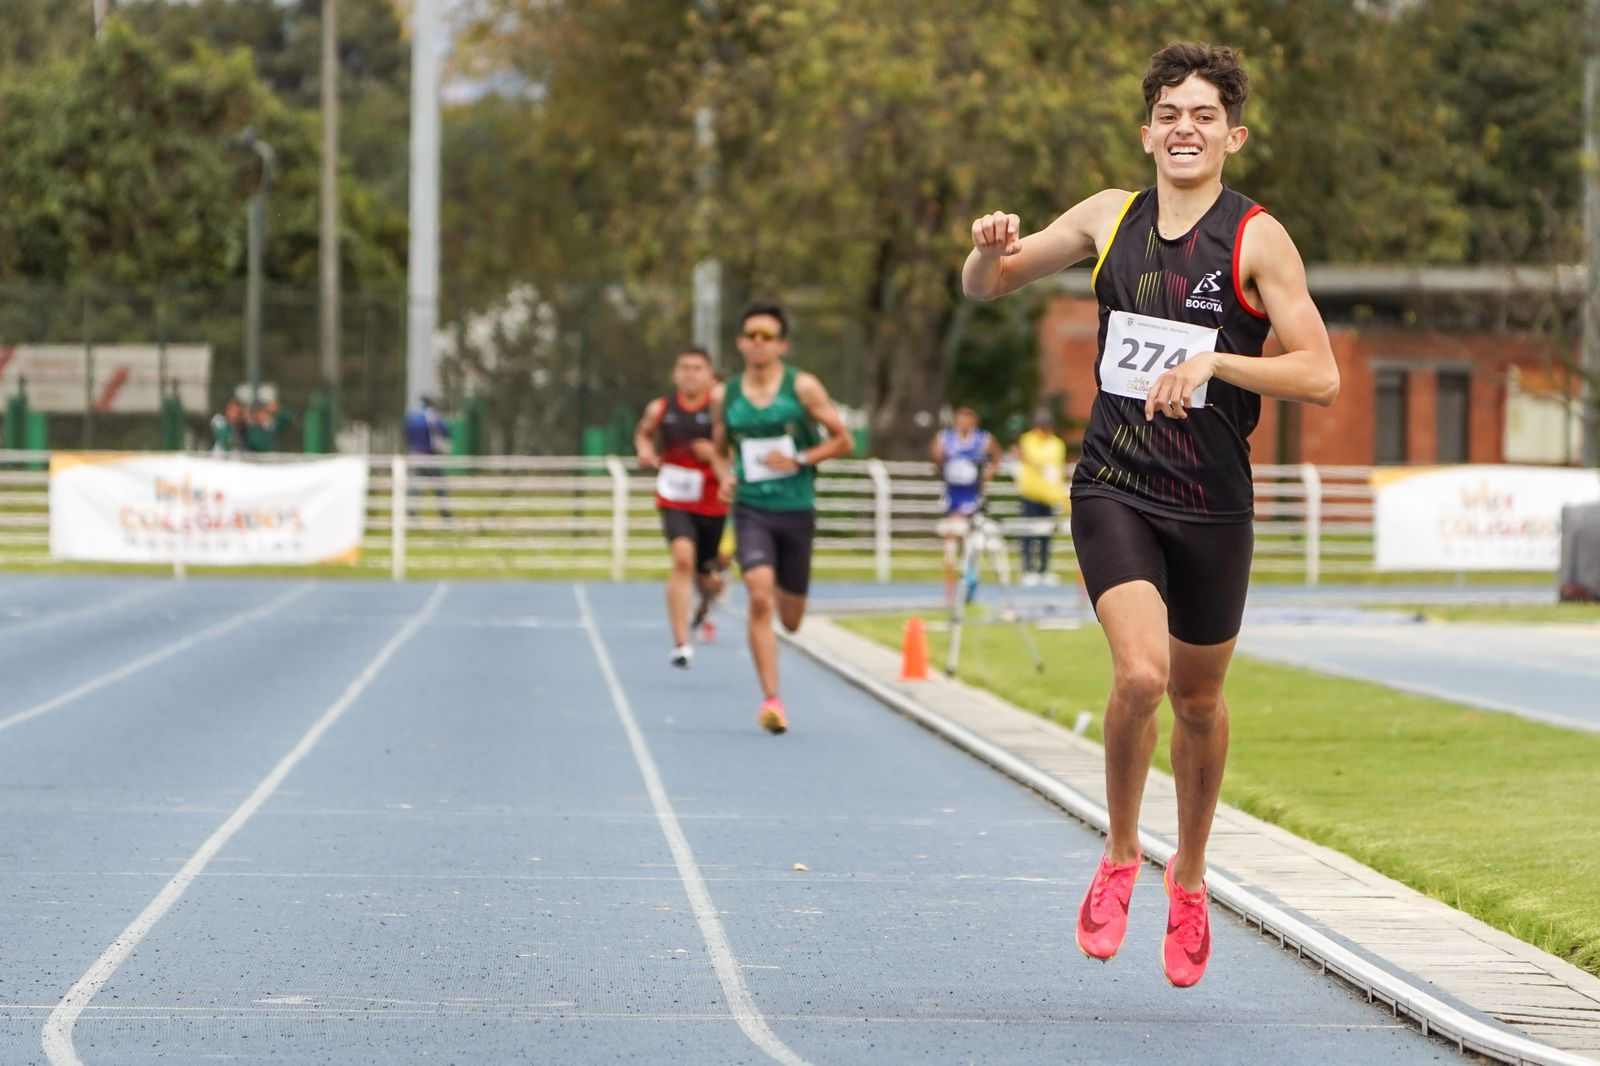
[660,508,726,573]
[1069,494,1253,646]
[733,504,816,596]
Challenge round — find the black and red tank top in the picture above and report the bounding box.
[655,392,726,516]
[1072,186,1273,523]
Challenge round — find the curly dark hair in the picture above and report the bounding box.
[1142,42,1249,127]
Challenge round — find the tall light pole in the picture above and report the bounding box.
[320,0,342,408]
[692,0,721,364]
[406,0,441,411]
[238,128,276,406]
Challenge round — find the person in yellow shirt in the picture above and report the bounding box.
[1015,407,1066,586]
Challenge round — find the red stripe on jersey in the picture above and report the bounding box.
[1233,204,1269,320]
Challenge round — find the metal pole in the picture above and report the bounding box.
[320,0,342,402]
[240,133,274,407]
[246,191,263,404]
[406,0,441,411]
[1584,0,1600,466]
[692,0,721,363]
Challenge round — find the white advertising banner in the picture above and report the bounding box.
[1373,465,1600,571]
[49,454,367,565]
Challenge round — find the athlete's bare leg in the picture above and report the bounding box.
[693,568,724,621]
[777,589,807,633]
[1094,580,1171,865]
[1166,635,1234,890]
[744,565,781,698]
[666,538,696,647]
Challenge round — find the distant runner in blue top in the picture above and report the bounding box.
[930,404,1002,604]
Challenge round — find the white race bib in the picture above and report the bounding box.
[945,458,979,486]
[740,435,796,483]
[1099,311,1217,407]
[656,463,705,503]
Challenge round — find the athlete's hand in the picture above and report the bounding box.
[763,450,800,474]
[637,449,661,470]
[971,211,1022,258]
[689,439,717,463]
[716,474,735,504]
[1145,352,1219,422]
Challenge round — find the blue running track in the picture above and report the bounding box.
[0,576,1457,1064]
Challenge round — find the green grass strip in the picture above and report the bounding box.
[839,612,1600,976]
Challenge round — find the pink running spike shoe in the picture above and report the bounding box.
[1162,865,1212,988]
[1076,852,1141,961]
[758,697,788,735]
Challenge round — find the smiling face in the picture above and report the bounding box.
[1141,74,1248,189]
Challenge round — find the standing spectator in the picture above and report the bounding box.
[1015,406,1066,586]
[244,397,293,453]
[404,395,453,519]
[210,397,246,456]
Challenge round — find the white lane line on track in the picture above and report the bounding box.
[0,584,314,738]
[40,582,449,1066]
[0,583,171,638]
[575,585,812,1066]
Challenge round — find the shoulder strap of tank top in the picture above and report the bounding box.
[1091,190,1143,292]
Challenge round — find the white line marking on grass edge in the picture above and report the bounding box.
[0,584,315,738]
[574,585,812,1066]
[41,582,449,1066]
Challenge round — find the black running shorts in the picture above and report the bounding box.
[733,504,817,596]
[659,508,726,573]
[1069,494,1253,646]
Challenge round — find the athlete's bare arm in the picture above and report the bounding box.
[634,398,665,469]
[760,373,853,473]
[963,189,1133,302]
[1143,214,1340,420]
[983,434,1004,485]
[930,434,946,466]
[707,384,735,503]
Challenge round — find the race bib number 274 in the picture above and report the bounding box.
[1099,311,1218,408]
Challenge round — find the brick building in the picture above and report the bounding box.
[1036,267,1589,467]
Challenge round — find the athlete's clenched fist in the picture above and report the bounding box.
[971,211,1022,258]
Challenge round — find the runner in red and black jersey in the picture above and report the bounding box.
[634,345,729,668]
[962,42,1339,987]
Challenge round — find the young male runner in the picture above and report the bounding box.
[634,345,728,667]
[962,42,1339,986]
[930,405,1002,604]
[710,301,854,734]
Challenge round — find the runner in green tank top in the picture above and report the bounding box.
[710,300,854,735]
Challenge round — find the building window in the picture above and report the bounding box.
[1437,369,1471,463]
[1375,367,1408,464]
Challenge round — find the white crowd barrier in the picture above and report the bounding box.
[0,451,1379,583]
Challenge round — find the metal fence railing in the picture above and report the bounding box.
[0,451,1379,583]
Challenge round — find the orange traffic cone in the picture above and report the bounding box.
[899,616,931,681]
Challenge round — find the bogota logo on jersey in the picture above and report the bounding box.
[1186,270,1224,314]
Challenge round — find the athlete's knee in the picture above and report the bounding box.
[1111,662,1168,712]
[1168,688,1225,731]
[778,604,806,633]
[747,587,776,621]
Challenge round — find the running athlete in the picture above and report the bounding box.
[709,300,854,734]
[634,345,728,667]
[962,42,1338,987]
[931,405,1002,604]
